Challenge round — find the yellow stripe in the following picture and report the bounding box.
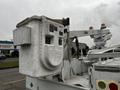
[3,79,25,85]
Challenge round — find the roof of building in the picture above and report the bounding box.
[0,41,13,44]
[16,15,64,28]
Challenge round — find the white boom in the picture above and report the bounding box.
[69,29,110,38]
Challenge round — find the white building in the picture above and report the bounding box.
[0,40,19,57]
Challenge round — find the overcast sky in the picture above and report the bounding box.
[0,0,120,47]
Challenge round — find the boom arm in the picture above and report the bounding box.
[69,29,110,38]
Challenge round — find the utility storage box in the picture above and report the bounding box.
[13,15,64,77]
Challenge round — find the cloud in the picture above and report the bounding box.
[92,0,120,46]
[0,0,120,47]
[62,0,120,47]
[0,0,32,40]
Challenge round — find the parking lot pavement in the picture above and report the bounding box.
[0,68,26,90]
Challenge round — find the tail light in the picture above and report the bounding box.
[98,81,106,89]
[97,80,119,90]
[109,83,118,90]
